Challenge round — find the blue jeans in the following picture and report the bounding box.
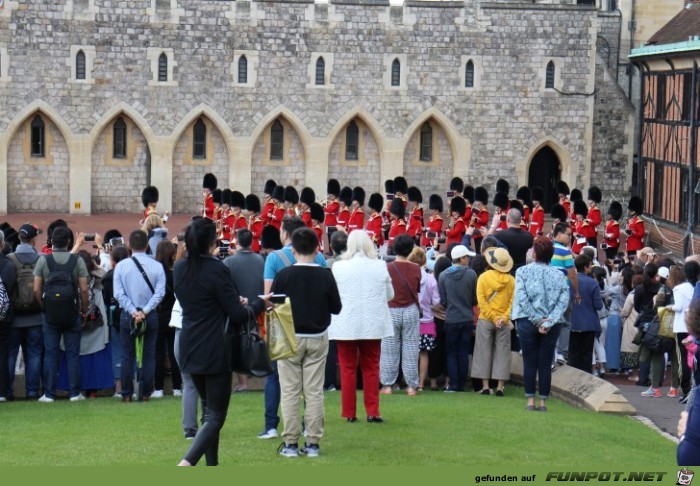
[109,325,122,381]
[516,318,561,399]
[445,321,473,390]
[119,312,158,398]
[8,325,44,398]
[264,360,280,431]
[43,316,82,399]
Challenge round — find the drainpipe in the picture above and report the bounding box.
[627,0,636,98]
[635,61,645,199]
[685,61,698,257]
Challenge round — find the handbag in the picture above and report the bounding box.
[657,307,675,339]
[641,316,675,353]
[229,308,274,377]
[265,298,298,361]
[83,276,104,332]
[391,262,423,318]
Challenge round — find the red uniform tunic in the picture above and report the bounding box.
[625,216,645,253]
[324,200,339,227]
[472,208,489,243]
[262,200,275,226]
[572,220,596,254]
[560,197,571,219]
[529,205,545,237]
[464,204,473,223]
[521,204,530,226]
[422,215,443,247]
[235,213,248,231]
[407,206,424,239]
[221,210,235,242]
[249,215,263,253]
[387,218,406,246]
[445,217,466,246]
[313,223,324,253]
[365,213,384,247]
[270,205,285,231]
[492,210,508,232]
[347,208,365,234]
[587,205,602,231]
[604,220,620,251]
[204,193,215,220]
[337,207,351,231]
[142,207,155,223]
[301,209,312,228]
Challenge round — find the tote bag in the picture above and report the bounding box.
[265,298,298,361]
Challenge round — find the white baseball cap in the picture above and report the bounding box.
[451,245,475,260]
[658,266,670,279]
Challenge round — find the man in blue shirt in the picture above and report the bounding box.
[258,216,326,439]
[114,230,166,402]
[550,223,579,364]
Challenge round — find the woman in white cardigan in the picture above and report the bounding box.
[330,230,394,423]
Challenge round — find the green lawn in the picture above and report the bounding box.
[0,389,675,466]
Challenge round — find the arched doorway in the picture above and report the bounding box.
[528,146,561,212]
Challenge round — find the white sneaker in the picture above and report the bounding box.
[38,395,55,403]
[151,390,164,399]
[112,392,121,399]
[257,428,279,439]
[0,397,7,402]
[70,393,86,402]
[172,389,183,397]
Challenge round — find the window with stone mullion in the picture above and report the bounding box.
[31,116,45,158]
[345,121,359,160]
[113,117,127,159]
[158,53,168,82]
[270,120,284,160]
[315,57,325,86]
[238,56,248,84]
[391,59,400,87]
[76,50,86,80]
[419,122,432,162]
[193,118,206,159]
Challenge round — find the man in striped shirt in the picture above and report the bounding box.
[550,223,580,364]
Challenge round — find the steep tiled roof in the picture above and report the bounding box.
[647,2,700,45]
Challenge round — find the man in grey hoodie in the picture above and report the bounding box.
[438,244,478,392]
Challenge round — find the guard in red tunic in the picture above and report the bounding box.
[569,188,582,227]
[625,196,646,259]
[387,198,407,248]
[394,176,409,208]
[141,186,158,224]
[300,187,316,228]
[516,186,531,227]
[324,179,341,228]
[336,186,353,231]
[557,181,571,220]
[365,192,385,248]
[202,173,217,220]
[462,185,475,222]
[422,194,444,248]
[449,177,464,199]
[471,187,489,252]
[491,191,510,233]
[529,186,546,237]
[270,185,286,231]
[496,179,510,198]
[220,189,235,243]
[586,186,602,248]
[284,186,299,218]
[231,190,248,236]
[407,186,424,242]
[550,204,568,238]
[310,202,325,253]
[347,186,365,234]
[445,196,467,246]
[603,200,622,260]
[245,194,263,253]
[262,179,277,226]
[572,200,595,255]
[212,189,223,225]
[381,179,395,240]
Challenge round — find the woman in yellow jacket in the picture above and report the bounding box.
[471,247,515,396]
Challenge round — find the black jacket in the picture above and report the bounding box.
[0,254,17,322]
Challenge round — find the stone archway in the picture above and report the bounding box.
[528,146,562,212]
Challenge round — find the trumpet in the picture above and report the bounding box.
[319,195,330,205]
[201,190,208,218]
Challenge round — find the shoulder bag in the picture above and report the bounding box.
[229,308,274,377]
[391,262,423,318]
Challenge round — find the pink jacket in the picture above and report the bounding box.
[419,269,440,323]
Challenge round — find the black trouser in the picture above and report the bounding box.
[324,340,337,389]
[0,321,11,399]
[428,318,447,380]
[568,331,595,374]
[183,371,232,466]
[677,333,692,395]
[155,329,182,391]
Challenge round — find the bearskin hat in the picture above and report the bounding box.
[300,187,316,206]
[450,177,464,193]
[407,186,423,204]
[573,199,588,217]
[272,185,285,202]
[429,194,444,212]
[384,179,395,194]
[310,202,324,223]
[221,189,232,207]
[230,191,245,209]
[509,199,524,214]
[516,186,531,203]
[556,181,570,196]
[475,186,489,205]
[339,186,353,207]
[327,179,341,197]
[264,179,277,195]
[352,187,366,206]
[390,198,406,219]
[212,189,222,205]
[203,173,218,191]
[496,179,510,196]
[551,204,567,221]
[570,188,583,202]
[450,196,467,216]
[245,194,261,213]
[393,176,408,195]
[284,186,299,205]
[588,186,602,204]
[493,192,509,210]
[141,186,159,208]
[531,186,544,203]
[628,196,643,215]
[463,185,475,203]
[261,225,283,250]
[368,193,384,213]
[607,201,623,221]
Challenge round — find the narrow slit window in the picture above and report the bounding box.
[113,117,127,159]
[656,76,667,119]
[158,53,168,82]
[30,115,45,158]
[682,73,692,122]
[465,60,474,88]
[238,55,248,84]
[345,121,359,161]
[193,118,206,159]
[391,58,401,87]
[545,61,555,89]
[76,50,86,80]
[270,120,284,160]
[315,57,325,86]
[419,122,432,162]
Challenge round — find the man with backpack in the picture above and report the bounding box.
[0,229,17,402]
[6,224,43,400]
[32,226,89,402]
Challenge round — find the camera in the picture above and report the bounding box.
[600,243,608,250]
[84,234,96,242]
[218,246,229,259]
[426,231,437,239]
[500,215,506,222]
[446,191,455,198]
[109,237,124,246]
[437,237,446,244]
[386,193,395,200]
[177,233,185,242]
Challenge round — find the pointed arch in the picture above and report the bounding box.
[249,105,312,156]
[400,107,461,161]
[89,102,155,149]
[3,99,74,150]
[326,106,387,157]
[522,137,573,189]
[170,103,236,159]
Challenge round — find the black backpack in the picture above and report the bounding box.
[42,254,79,328]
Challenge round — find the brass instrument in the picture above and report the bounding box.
[201,190,207,218]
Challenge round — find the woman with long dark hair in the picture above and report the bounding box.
[634,263,664,398]
[153,240,181,398]
[175,218,270,466]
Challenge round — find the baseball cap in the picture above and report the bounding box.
[18,223,42,240]
[658,266,670,279]
[451,245,475,260]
